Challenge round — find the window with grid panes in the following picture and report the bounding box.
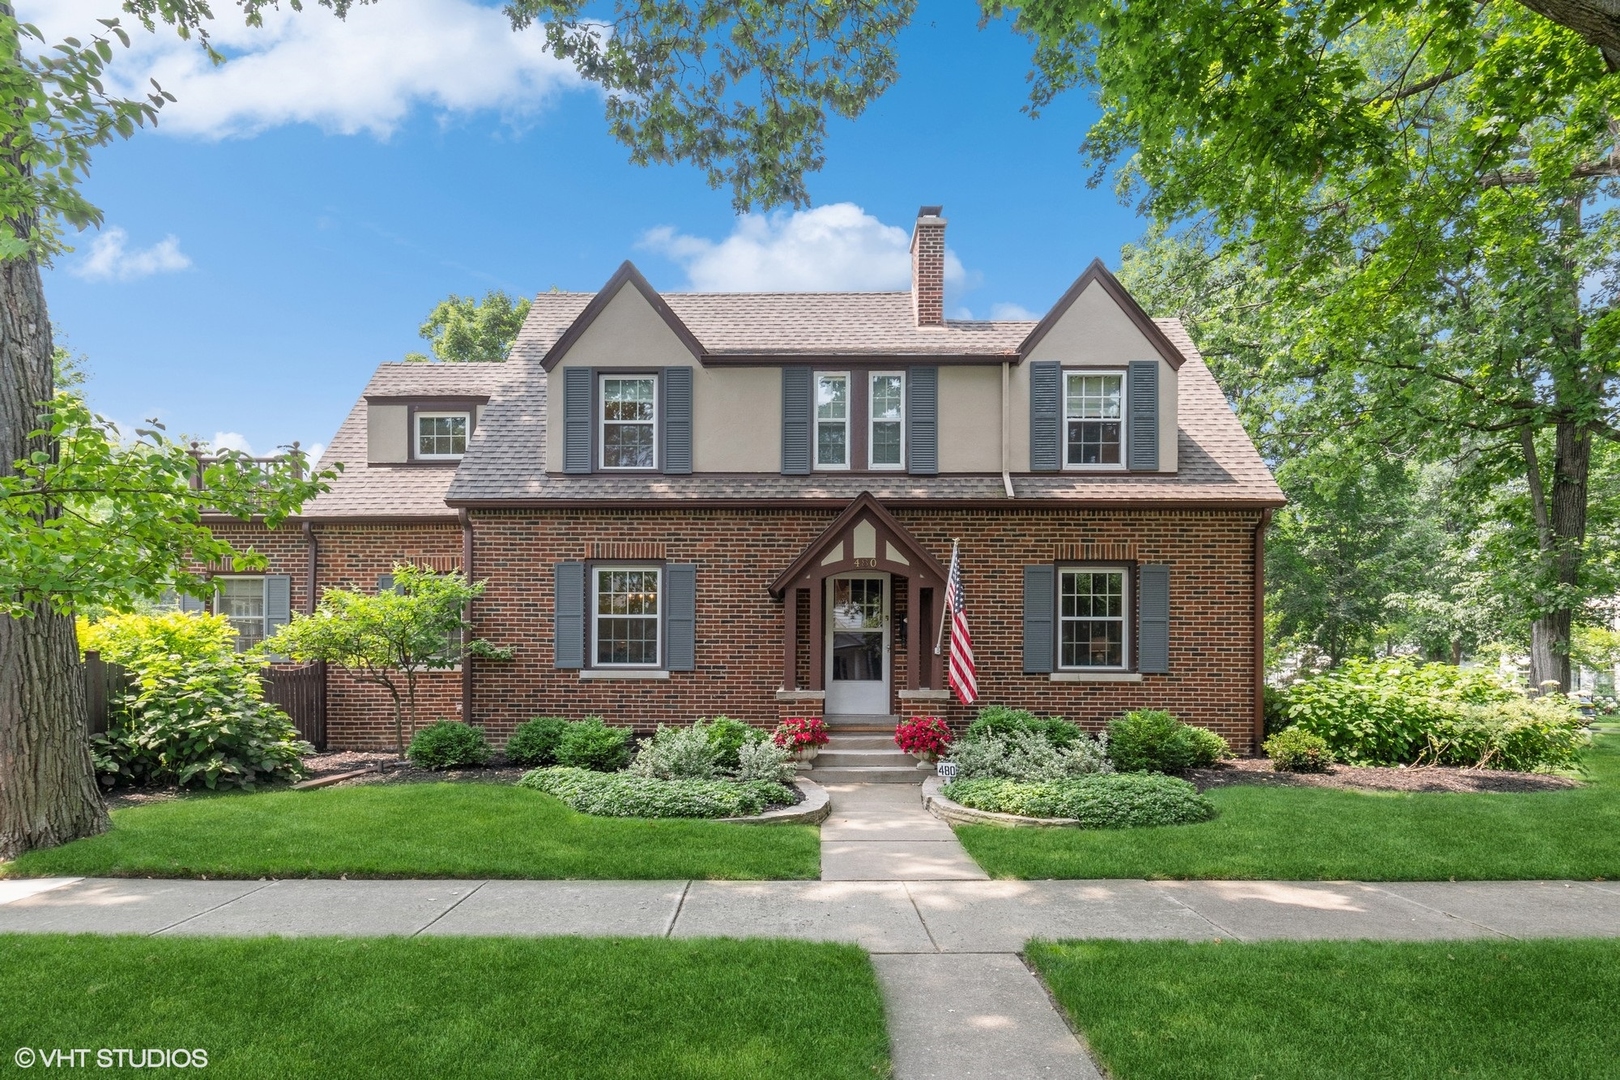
[1059,568,1127,668]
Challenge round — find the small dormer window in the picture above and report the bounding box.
[601,375,658,469]
[417,412,469,459]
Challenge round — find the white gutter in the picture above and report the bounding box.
[1001,360,1015,498]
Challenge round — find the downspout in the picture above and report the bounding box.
[1001,360,1014,498]
[301,520,318,615]
[1252,508,1273,754]
[459,508,474,724]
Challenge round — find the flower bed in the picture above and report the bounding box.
[941,773,1215,829]
[518,767,795,819]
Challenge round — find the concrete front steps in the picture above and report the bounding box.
[810,718,925,784]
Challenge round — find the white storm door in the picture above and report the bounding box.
[825,574,890,715]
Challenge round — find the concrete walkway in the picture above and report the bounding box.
[819,782,988,881]
[8,874,1620,1079]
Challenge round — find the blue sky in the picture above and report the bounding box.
[32,0,1146,458]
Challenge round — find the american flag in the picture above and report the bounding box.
[945,540,978,705]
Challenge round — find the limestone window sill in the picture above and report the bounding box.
[898,689,952,700]
[579,669,670,681]
[1048,671,1143,683]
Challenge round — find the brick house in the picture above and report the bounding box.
[208,207,1282,752]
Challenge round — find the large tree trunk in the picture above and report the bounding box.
[1529,416,1591,693]
[0,254,108,859]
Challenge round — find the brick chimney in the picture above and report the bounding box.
[910,205,946,327]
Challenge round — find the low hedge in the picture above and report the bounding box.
[941,773,1216,829]
[1106,710,1230,773]
[517,767,792,819]
[407,721,492,769]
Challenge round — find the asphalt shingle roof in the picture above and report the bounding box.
[304,362,511,519]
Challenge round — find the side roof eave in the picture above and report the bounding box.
[539,260,705,371]
[1017,258,1187,370]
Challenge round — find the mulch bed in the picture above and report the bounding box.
[1187,755,1581,794]
[299,750,527,788]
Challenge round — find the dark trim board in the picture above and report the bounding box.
[447,496,1287,511]
[1017,259,1188,371]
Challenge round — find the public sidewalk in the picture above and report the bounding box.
[7,874,1620,1079]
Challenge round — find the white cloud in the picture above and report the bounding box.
[22,0,581,139]
[641,203,968,292]
[990,302,1040,321]
[211,431,255,455]
[70,228,192,282]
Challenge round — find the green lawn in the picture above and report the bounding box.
[955,732,1620,880]
[1027,938,1620,1080]
[0,935,889,1079]
[2,783,819,880]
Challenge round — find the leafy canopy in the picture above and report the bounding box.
[0,394,331,618]
[405,290,532,363]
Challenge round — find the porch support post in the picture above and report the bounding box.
[782,587,798,691]
[907,575,922,691]
[808,576,825,691]
[926,586,943,689]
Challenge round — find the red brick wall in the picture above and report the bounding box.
[465,506,1264,751]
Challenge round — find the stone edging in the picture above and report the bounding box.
[920,776,1079,829]
[719,779,831,825]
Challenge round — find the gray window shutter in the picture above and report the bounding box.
[1128,359,1160,472]
[554,561,585,669]
[664,563,696,671]
[1022,565,1055,674]
[1138,564,1170,674]
[662,366,693,475]
[264,575,292,659]
[907,366,938,475]
[563,367,593,474]
[265,576,291,633]
[1030,361,1061,472]
[781,366,811,475]
[177,590,206,614]
[376,573,396,594]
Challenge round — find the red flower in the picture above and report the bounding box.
[772,716,830,750]
[894,716,952,756]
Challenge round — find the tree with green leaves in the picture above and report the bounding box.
[405,290,532,363]
[263,565,506,757]
[0,0,352,857]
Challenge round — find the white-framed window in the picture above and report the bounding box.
[1058,567,1128,669]
[814,372,850,469]
[216,576,268,650]
[868,371,905,469]
[593,565,661,667]
[600,375,658,470]
[416,411,470,459]
[1063,371,1125,468]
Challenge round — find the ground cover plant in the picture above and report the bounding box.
[81,612,308,791]
[519,767,791,819]
[955,732,1620,880]
[1106,710,1230,773]
[943,773,1214,828]
[964,706,1085,749]
[1276,658,1586,769]
[1027,938,1620,1080]
[2,783,819,880]
[0,935,888,1080]
[406,721,492,770]
[947,728,1113,782]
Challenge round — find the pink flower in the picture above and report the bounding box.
[894,716,952,756]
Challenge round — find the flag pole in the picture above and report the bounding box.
[934,539,958,656]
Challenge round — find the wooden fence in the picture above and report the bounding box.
[264,662,326,750]
[82,652,326,751]
[82,650,132,736]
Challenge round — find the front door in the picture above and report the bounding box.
[825,574,890,715]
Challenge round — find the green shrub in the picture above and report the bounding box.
[1278,658,1586,769]
[965,706,1084,749]
[517,767,790,818]
[407,721,492,769]
[735,739,796,783]
[705,716,766,771]
[630,722,723,780]
[1106,710,1231,773]
[1264,727,1334,773]
[948,729,1113,781]
[942,773,1216,828]
[81,612,309,790]
[554,717,632,772]
[504,717,569,768]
